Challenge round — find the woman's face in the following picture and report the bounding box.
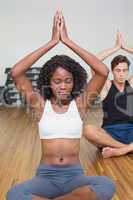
[50,67,74,100]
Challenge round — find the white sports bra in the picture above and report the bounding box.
[38,100,83,139]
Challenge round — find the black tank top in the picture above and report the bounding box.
[102,80,133,126]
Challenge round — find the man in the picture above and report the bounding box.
[84,32,133,158]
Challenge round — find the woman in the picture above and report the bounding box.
[6,11,115,200]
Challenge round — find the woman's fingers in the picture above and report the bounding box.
[61,12,66,30]
[59,12,69,43]
[55,11,62,33]
[53,11,58,27]
[53,10,69,43]
[51,11,61,43]
[53,10,60,28]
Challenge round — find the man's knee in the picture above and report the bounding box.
[83,125,97,137]
[83,124,103,142]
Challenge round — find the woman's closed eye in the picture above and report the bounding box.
[54,79,62,84]
[65,78,73,84]
[53,78,73,84]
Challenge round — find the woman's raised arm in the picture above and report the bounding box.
[59,12,109,106]
[10,11,60,105]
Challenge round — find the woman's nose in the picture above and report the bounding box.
[60,82,66,89]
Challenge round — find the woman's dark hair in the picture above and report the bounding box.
[37,55,88,100]
[111,55,130,71]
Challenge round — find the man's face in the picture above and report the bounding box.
[112,62,129,83]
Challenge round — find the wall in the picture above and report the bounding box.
[0,0,133,85]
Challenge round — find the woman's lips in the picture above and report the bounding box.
[58,92,68,95]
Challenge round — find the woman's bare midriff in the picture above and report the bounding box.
[40,138,80,165]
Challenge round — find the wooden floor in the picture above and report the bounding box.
[0,106,133,200]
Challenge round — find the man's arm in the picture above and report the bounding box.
[97,31,121,61]
[121,34,133,87]
[90,32,121,100]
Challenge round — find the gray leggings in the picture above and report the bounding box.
[6,164,115,200]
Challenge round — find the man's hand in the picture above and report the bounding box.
[115,30,121,49]
[120,33,125,49]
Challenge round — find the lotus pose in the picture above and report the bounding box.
[84,32,133,158]
[6,11,115,200]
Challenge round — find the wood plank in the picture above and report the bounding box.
[0,107,133,200]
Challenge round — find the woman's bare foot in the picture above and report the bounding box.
[102,143,133,158]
